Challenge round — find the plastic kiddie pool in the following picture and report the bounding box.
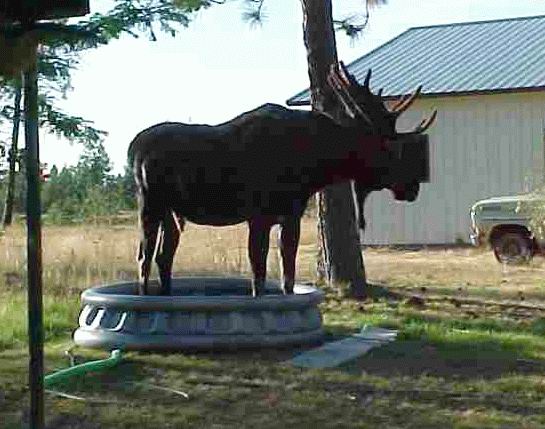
[74,277,324,351]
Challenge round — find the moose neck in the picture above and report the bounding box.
[306,111,390,191]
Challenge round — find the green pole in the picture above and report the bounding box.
[24,47,44,429]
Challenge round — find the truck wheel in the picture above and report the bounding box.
[492,232,533,265]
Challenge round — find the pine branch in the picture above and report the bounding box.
[333,0,387,39]
[37,96,107,145]
[75,0,208,47]
[241,0,386,38]
[333,15,368,39]
[0,1,221,52]
[1,1,223,145]
[242,0,266,27]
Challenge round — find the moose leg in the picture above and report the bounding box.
[248,218,272,297]
[137,209,160,296]
[155,211,181,296]
[278,216,301,295]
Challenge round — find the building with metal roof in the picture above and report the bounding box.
[287,15,545,106]
[287,15,545,245]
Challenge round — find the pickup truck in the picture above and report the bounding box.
[470,194,545,264]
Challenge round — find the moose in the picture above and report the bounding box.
[128,63,436,297]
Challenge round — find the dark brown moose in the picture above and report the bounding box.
[128,63,436,297]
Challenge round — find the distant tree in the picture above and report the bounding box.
[77,139,112,187]
[41,165,76,220]
[118,161,137,210]
[1,76,21,227]
[0,40,108,227]
[41,139,140,223]
[42,139,115,222]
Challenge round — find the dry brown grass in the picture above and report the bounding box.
[0,217,320,294]
[1,217,545,303]
[365,246,545,303]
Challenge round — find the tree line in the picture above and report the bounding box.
[0,138,136,224]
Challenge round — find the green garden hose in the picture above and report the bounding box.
[44,349,123,388]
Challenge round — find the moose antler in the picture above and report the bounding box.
[327,70,358,119]
[413,109,438,133]
[327,61,437,135]
[327,64,373,126]
[390,86,422,115]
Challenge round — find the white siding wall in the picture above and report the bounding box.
[363,91,545,245]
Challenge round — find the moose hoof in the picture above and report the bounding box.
[251,287,265,298]
[251,280,266,297]
[137,284,148,296]
[282,282,295,295]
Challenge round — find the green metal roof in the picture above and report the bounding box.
[287,15,545,106]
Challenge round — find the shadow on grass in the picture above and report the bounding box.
[116,279,545,381]
[291,326,545,380]
[107,330,545,383]
[321,282,545,379]
[364,282,402,300]
[341,337,545,379]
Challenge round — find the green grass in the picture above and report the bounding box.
[2,224,545,428]
[2,291,545,428]
[0,292,79,351]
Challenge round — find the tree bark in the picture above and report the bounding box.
[2,77,23,227]
[300,0,366,298]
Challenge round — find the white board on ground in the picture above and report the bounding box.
[289,326,398,369]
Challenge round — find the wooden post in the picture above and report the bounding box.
[24,48,44,429]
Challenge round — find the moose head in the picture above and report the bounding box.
[327,62,437,229]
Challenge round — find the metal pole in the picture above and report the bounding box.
[24,47,44,429]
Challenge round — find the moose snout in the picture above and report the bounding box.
[391,182,419,202]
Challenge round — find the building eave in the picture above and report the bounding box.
[287,85,545,107]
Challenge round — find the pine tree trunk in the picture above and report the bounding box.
[300,0,366,298]
[2,77,23,228]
